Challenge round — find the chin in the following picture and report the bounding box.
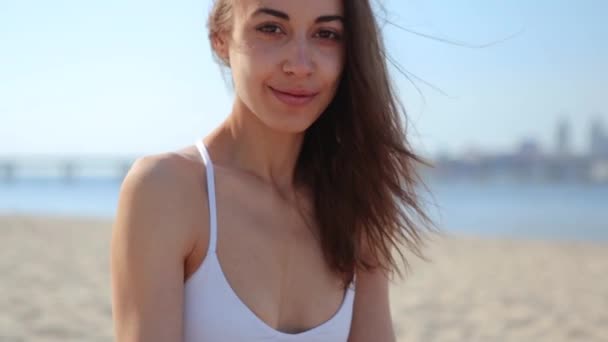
[263,110,321,135]
[266,118,314,135]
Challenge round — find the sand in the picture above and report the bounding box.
[1,215,607,342]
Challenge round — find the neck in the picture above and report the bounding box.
[207,100,304,189]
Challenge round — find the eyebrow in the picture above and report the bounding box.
[252,7,344,23]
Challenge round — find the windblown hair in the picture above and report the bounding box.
[208,0,437,285]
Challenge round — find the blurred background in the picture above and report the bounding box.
[1,0,607,341]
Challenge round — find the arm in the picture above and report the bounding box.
[110,156,197,342]
[347,267,396,342]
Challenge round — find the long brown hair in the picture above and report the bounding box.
[208,0,438,285]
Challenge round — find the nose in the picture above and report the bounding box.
[282,36,314,77]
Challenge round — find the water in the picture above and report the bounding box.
[0,178,122,219]
[425,180,608,241]
[1,178,606,241]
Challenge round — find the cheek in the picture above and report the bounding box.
[229,47,268,101]
[231,38,281,88]
[233,32,282,67]
[317,49,345,92]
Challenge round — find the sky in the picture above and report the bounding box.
[1,0,606,158]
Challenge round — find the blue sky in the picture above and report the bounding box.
[1,0,606,158]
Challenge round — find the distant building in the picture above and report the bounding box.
[556,117,572,158]
[518,138,542,160]
[590,116,608,159]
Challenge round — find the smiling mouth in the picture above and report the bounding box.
[269,86,319,107]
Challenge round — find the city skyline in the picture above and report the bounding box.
[430,116,608,184]
[438,115,608,160]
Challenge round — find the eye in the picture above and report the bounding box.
[315,29,342,41]
[256,24,285,35]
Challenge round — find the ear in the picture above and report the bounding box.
[211,32,230,66]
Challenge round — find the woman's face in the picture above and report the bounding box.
[219,0,345,133]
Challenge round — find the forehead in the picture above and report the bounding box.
[233,0,344,21]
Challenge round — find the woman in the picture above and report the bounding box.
[111,0,434,341]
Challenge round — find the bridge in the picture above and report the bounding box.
[0,157,136,183]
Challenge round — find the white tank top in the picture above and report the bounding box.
[184,140,356,341]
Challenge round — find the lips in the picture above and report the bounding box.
[269,86,319,107]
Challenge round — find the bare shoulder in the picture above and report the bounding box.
[110,147,209,341]
[124,148,204,196]
[115,148,208,255]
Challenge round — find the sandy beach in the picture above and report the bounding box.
[1,215,607,342]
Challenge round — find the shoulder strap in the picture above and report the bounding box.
[195,140,218,252]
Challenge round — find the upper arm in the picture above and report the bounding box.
[110,155,198,342]
[348,268,396,342]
